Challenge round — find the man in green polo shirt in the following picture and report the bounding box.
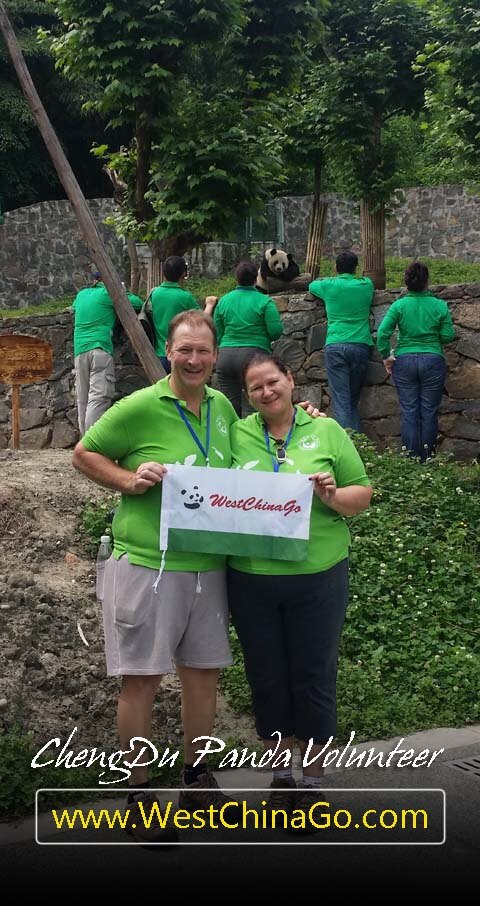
[73,273,143,435]
[72,309,238,842]
[309,250,374,431]
[150,256,217,373]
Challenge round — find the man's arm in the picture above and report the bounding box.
[72,442,166,495]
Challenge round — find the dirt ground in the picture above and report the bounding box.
[0,448,255,751]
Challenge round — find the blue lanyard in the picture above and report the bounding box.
[173,397,211,466]
[263,412,296,473]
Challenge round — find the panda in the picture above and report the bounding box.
[256,247,300,293]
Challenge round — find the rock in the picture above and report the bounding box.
[0,402,9,424]
[456,334,480,362]
[358,385,399,419]
[19,408,48,430]
[281,311,316,335]
[272,336,306,372]
[306,323,327,353]
[272,296,288,312]
[293,383,323,409]
[287,295,318,312]
[445,361,480,398]
[441,416,480,440]
[438,437,479,461]
[24,651,43,669]
[454,303,480,330]
[64,551,80,566]
[51,420,79,448]
[16,425,52,449]
[364,361,388,386]
[0,699,8,711]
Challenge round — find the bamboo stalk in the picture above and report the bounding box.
[0,2,164,383]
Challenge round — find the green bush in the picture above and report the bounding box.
[221,442,480,742]
[79,497,118,555]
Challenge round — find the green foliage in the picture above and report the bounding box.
[80,497,118,555]
[0,724,186,818]
[0,297,73,318]
[318,0,430,205]
[0,0,111,209]
[316,256,480,289]
[222,442,480,741]
[418,2,480,183]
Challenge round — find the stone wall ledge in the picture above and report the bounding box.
[0,284,479,460]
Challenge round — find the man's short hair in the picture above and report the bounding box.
[336,251,358,274]
[235,260,258,286]
[164,256,188,282]
[167,310,217,348]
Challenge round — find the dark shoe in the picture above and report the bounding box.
[125,791,179,844]
[178,768,240,815]
[287,782,325,836]
[265,777,297,829]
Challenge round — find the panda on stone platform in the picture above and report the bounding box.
[256,247,300,293]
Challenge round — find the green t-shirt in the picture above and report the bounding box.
[229,407,371,575]
[73,283,143,357]
[81,377,237,571]
[214,286,283,350]
[150,282,200,356]
[309,273,374,346]
[376,292,455,359]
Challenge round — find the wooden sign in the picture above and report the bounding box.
[0,334,53,448]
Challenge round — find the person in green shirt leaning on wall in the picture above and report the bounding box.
[149,255,217,373]
[377,260,455,461]
[309,250,374,432]
[73,272,143,436]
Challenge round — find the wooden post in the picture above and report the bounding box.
[360,198,386,289]
[0,2,164,384]
[11,385,19,449]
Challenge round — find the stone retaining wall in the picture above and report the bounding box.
[1,283,479,460]
[0,199,128,310]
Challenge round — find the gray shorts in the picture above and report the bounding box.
[102,556,233,675]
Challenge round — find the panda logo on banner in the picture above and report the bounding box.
[181,486,204,510]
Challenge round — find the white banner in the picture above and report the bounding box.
[160,464,313,560]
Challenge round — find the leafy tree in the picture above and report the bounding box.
[420,1,480,184]
[48,1,324,260]
[288,0,429,287]
[0,0,110,210]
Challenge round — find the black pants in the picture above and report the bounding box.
[227,560,349,744]
[216,346,260,416]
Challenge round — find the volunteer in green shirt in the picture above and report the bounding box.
[72,309,238,843]
[72,272,143,435]
[309,250,374,432]
[149,256,218,373]
[213,260,284,416]
[227,350,371,830]
[377,260,455,461]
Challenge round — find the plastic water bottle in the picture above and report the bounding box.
[96,534,112,602]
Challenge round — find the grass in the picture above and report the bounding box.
[2,256,480,321]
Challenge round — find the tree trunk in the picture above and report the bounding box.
[0,2,163,383]
[127,238,141,295]
[305,162,327,280]
[134,100,153,225]
[360,198,386,289]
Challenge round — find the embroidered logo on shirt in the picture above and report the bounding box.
[299,435,320,450]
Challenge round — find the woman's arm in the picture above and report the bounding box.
[264,298,284,341]
[439,305,455,346]
[376,301,400,360]
[309,472,372,516]
[72,442,166,495]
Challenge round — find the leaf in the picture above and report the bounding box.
[243,460,259,470]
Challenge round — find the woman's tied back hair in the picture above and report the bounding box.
[405,260,429,292]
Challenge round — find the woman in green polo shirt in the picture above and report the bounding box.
[377,261,455,461]
[227,351,372,825]
[213,260,283,416]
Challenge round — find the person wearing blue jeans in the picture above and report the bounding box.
[309,251,374,432]
[323,343,371,432]
[391,354,446,459]
[377,261,455,461]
